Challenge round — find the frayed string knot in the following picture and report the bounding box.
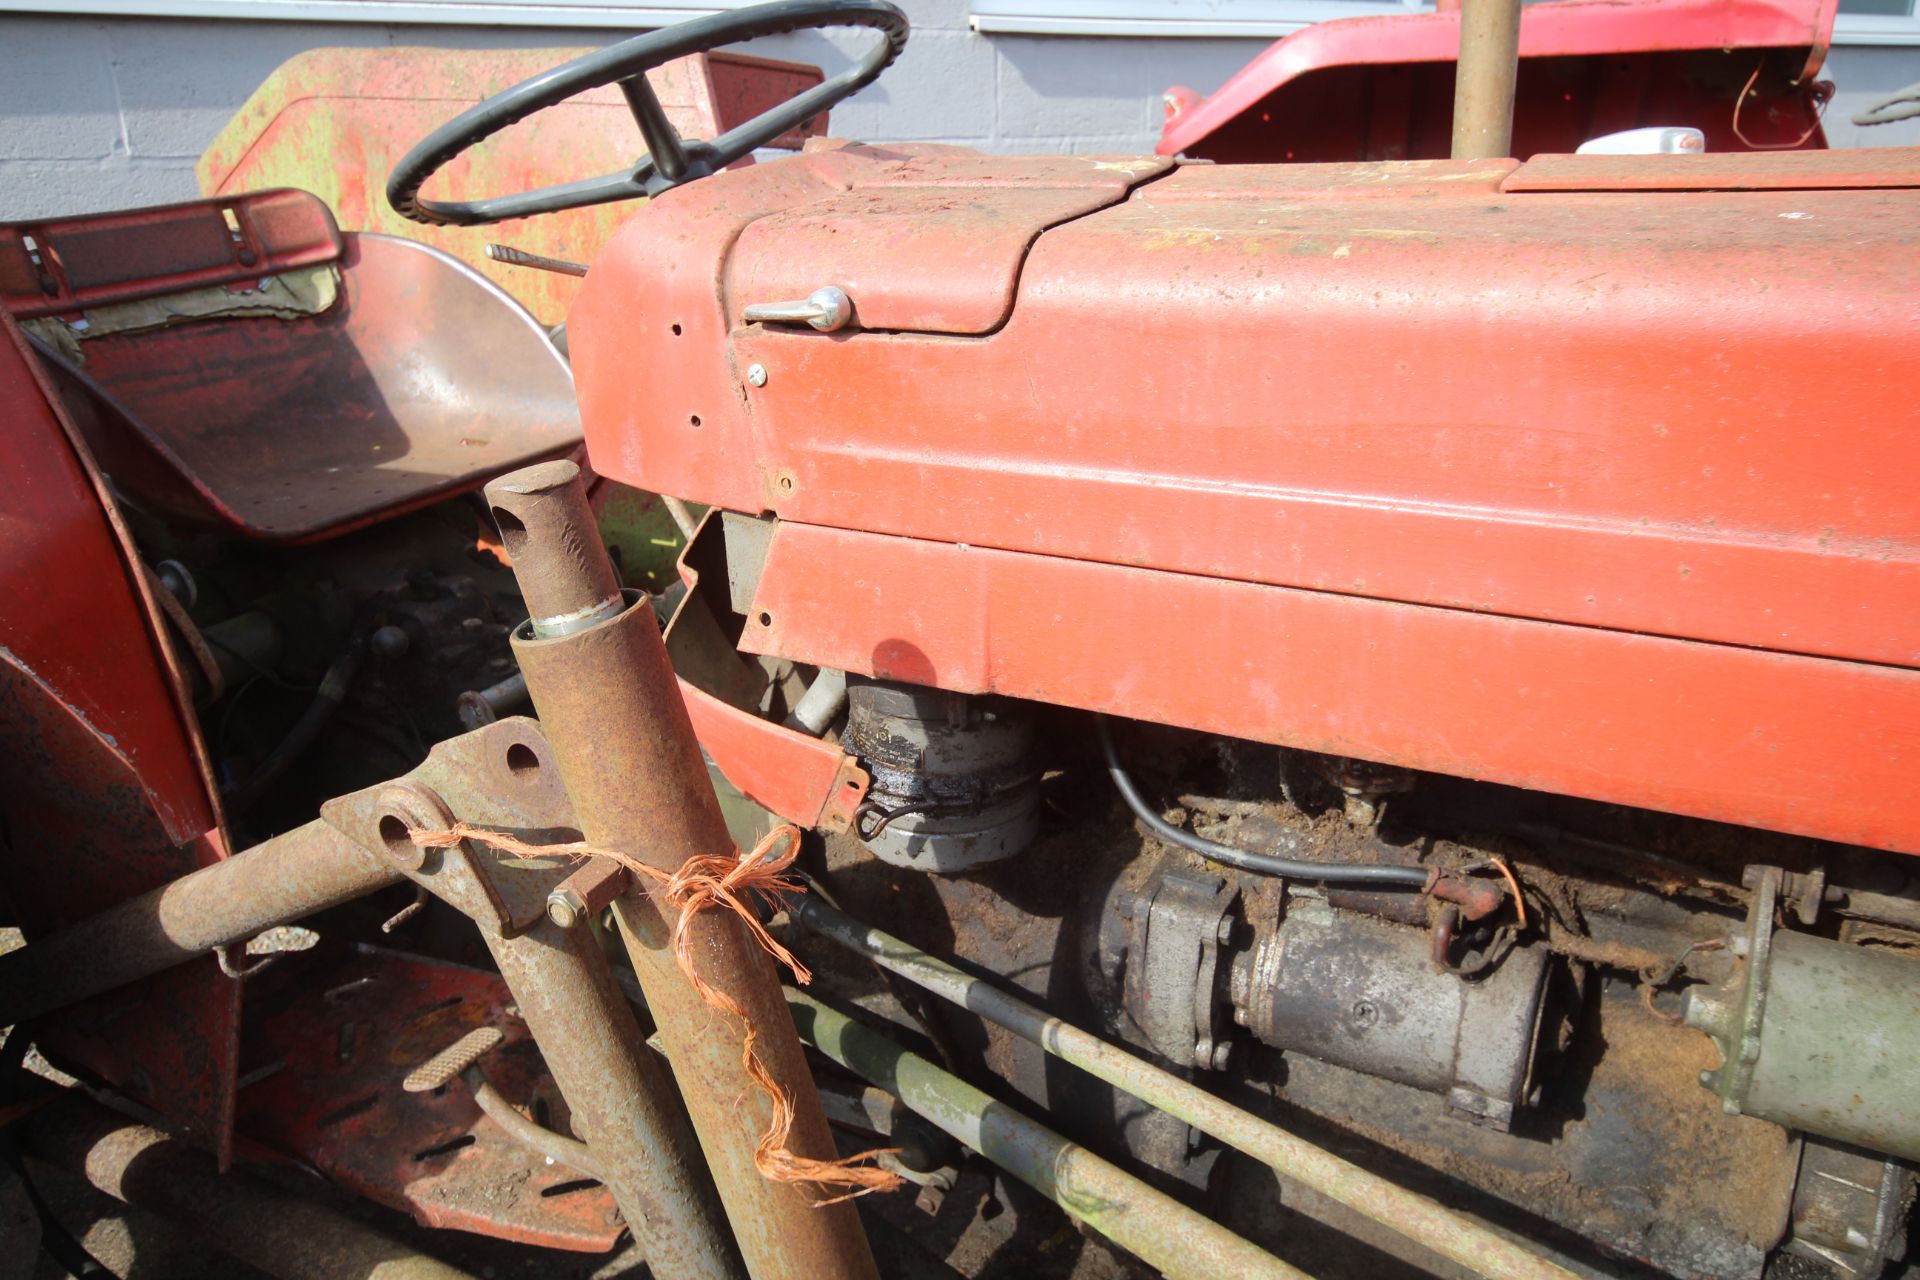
[408,820,901,1201]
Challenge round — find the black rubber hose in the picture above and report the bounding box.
[225,639,362,814]
[1096,716,1430,887]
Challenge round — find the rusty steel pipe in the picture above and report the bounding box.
[475,902,738,1280]
[788,990,1305,1280]
[0,819,400,1028]
[1451,0,1524,159]
[489,460,879,1280]
[486,459,626,638]
[792,897,1580,1280]
[25,1093,475,1280]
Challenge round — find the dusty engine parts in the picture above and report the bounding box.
[1684,868,1920,1161]
[844,678,1040,871]
[1111,865,1549,1130]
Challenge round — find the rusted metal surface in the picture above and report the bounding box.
[1158,0,1836,162]
[35,232,579,544]
[0,189,342,320]
[0,817,399,1030]
[321,718,739,1280]
[1450,0,1523,159]
[739,520,1920,856]
[488,461,878,1280]
[485,459,625,637]
[25,1092,477,1280]
[199,48,830,325]
[788,989,1304,1280]
[793,897,1579,1280]
[234,946,625,1252]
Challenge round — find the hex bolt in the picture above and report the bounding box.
[546,856,630,930]
[547,887,587,930]
[1210,1040,1235,1071]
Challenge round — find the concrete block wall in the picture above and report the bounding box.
[1,0,1917,219]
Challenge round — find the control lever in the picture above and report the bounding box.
[743,285,854,332]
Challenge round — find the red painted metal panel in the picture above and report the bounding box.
[677,679,868,831]
[1158,0,1837,161]
[0,318,216,842]
[573,151,1920,674]
[0,313,236,1157]
[729,153,1171,334]
[739,521,1920,856]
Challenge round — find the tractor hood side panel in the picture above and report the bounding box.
[571,148,1920,851]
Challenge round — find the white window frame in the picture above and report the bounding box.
[970,0,1425,38]
[970,0,1920,44]
[4,0,1917,42]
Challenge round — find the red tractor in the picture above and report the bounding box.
[0,2,1915,1278]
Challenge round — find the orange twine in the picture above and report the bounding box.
[408,820,902,1202]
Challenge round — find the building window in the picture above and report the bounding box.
[971,0,1920,43]
[1837,0,1920,43]
[969,0,1430,38]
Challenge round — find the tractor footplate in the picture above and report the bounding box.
[234,945,623,1252]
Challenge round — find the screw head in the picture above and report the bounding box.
[747,363,769,387]
[1351,1000,1379,1028]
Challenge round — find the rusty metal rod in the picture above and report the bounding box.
[489,460,878,1280]
[25,1093,475,1280]
[473,903,737,1280]
[0,819,400,1028]
[464,1068,604,1181]
[787,989,1305,1280]
[1451,0,1524,160]
[457,670,529,730]
[791,897,1580,1280]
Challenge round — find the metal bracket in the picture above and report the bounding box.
[319,718,582,939]
[1123,868,1239,1070]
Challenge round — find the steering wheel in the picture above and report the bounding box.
[387,0,909,227]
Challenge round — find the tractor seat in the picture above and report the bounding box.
[1,189,578,543]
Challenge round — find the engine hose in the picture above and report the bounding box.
[225,638,362,814]
[1097,715,1431,888]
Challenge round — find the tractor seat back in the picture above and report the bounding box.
[2,190,578,544]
